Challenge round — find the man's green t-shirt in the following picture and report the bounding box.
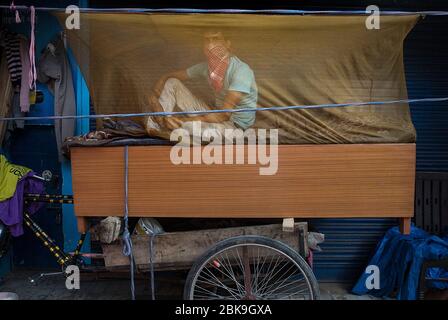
[186,56,258,129]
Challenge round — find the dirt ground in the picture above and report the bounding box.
[0,269,381,300]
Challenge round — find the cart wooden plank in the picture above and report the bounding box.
[71,144,416,234]
[101,222,308,271]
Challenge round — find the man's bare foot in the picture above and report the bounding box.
[164,116,183,130]
[145,117,161,136]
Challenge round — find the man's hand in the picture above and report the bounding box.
[164,116,184,130]
[190,90,245,123]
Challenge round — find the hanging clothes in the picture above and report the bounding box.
[0,154,44,237]
[28,5,37,92]
[18,35,30,112]
[0,30,31,113]
[0,154,31,201]
[11,92,25,129]
[0,50,14,144]
[0,171,44,237]
[37,36,76,161]
[1,30,21,89]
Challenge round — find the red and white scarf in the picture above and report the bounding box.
[205,44,230,93]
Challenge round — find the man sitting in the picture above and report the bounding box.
[146,31,258,140]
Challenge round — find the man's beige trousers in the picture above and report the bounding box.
[146,78,237,141]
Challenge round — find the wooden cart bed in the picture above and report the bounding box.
[71,143,416,233]
[101,222,308,270]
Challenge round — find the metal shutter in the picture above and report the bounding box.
[313,16,448,282]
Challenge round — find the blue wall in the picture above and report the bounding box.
[62,0,90,252]
[9,127,63,269]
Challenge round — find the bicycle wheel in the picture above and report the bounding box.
[184,235,320,300]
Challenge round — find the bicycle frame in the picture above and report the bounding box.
[24,194,87,268]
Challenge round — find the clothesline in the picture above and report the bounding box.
[0,96,447,122]
[1,6,448,15]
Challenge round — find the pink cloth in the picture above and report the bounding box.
[19,36,30,112]
[205,44,229,93]
[28,6,37,91]
[17,5,37,112]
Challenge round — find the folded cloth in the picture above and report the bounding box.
[61,118,159,156]
[102,118,148,137]
[0,154,31,201]
[352,225,448,300]
[0,171,45,237]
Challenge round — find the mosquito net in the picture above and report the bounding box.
[55,12,419,144]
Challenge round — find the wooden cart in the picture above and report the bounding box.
[71,143,416,234]
[66,142,415,299]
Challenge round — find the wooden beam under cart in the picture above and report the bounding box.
[101,222,308,271]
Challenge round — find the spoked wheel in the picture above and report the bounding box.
[184,235,320,300]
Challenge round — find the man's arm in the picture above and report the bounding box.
[194,90,244,123]
[164,90,245,129]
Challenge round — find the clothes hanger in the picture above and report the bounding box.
[9,1,21,24]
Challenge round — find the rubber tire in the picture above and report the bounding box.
[183,235,320,300]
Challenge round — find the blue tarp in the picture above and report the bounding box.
[352,225,448,300]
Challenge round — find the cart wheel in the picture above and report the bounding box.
[184,235,320,300]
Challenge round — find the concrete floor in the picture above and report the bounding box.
[0,269,380,300]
